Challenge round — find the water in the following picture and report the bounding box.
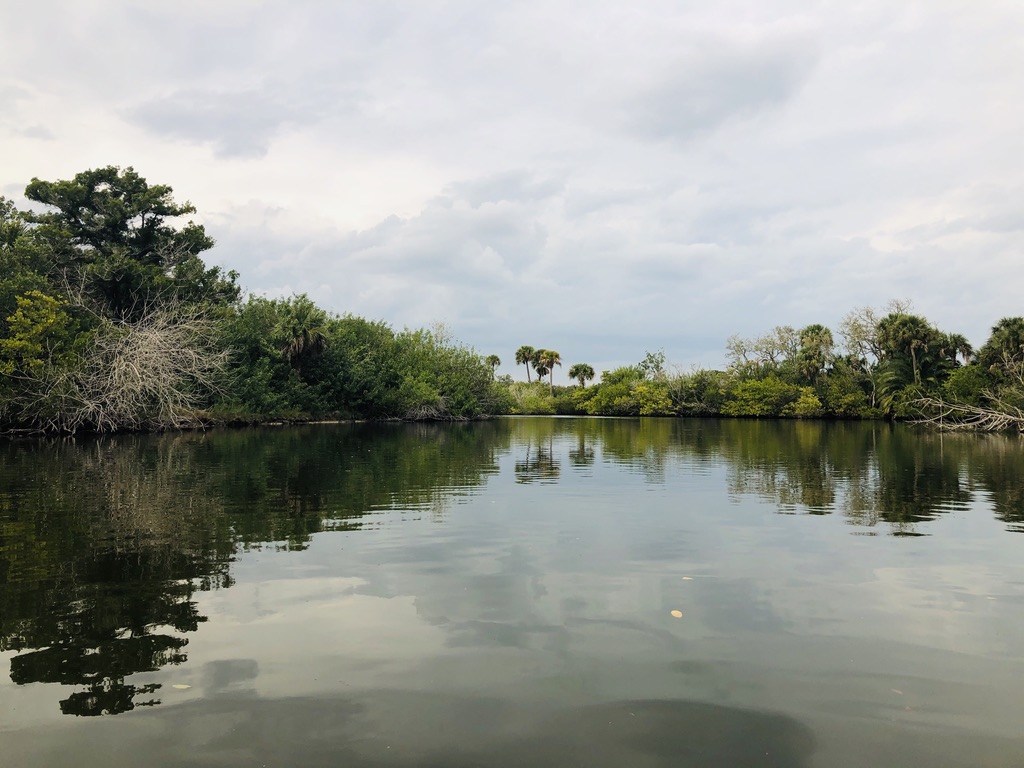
[1,418,1023,767]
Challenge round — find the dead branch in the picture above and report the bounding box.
[912,397,1024,433]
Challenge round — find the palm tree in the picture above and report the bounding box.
[937,333,973,366]
[568,363,595,388]
[796,324,834,384]
[278,294,328,376]
[485,354,501,378]
[877,313,935,387]
[515,345,536,382]
[537,349,562,394]
[532,350,549,386]
[977,317,1024,374]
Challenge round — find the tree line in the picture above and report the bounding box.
[2,166,1021,433]
[496,306,1024,430]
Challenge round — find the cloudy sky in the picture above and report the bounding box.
[2,1,1022,376]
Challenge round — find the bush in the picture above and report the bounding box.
[941,365,991,406]
[721,376,811,417]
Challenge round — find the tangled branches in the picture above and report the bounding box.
[913,362,1024,433]
[6,305,228,433]
[913,397,1024,433]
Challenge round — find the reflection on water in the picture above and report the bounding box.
[1,419,1023,766]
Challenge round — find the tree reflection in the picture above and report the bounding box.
[504,417,1024,536]
[568,432,595,468]
[513,419,561,483]
[0,421,510,715]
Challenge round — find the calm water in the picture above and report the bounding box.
[2,418,1024,767]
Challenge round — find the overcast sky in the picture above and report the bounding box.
[2,1,1022,377]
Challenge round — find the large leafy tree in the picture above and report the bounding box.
[23,166,237,319]
[0,169,241,431]
[24,166,213,262]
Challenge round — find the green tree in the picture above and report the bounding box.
[568,362,595,388]
[23,166,236,319]
[876,313,936,387]
[485,354,501,378]
[0,290,79,378]
[24,166,213,263]
[639,349,667,380]
[276,294,328,377]
[796,324,834,385]
[515,345,536,382]
[537,349,562,393]
[937,332,973,366]
[532,355,549,386]
[976,317,1024,378]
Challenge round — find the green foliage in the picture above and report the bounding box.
[941,365,991,406]
[0,291,80,377]
[975,317,1024,381]
[503,382,556,415]
[721,376,820,418]
[24,166,213,263]
[820,375,870,418]
[577,366,674,416]
[668,368,731,415]
[22,166,237,321]
[790,390,825,418]
[635,381,674,415]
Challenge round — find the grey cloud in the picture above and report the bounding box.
[218,176,553,299]
[16,125,54,140]
[128,82,361,157]
[447,172,566,208]
[625,39,817,143]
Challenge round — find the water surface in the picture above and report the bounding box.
[2,418,1023,767]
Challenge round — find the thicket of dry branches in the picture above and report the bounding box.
[914,363,1024,433]
[7,305,228,433]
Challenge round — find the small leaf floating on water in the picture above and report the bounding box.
[670,610,683,618]
[172,684,191,690]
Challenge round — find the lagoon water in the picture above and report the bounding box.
[2,417,1023,767]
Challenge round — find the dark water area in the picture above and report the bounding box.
[2,418,1023,767]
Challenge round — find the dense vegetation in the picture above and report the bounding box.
[505,311,1024,429]
[2,166,1022,432]
[0,167,499,432]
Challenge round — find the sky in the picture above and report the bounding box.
[2,1,1022,378]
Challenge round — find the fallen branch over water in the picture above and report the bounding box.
[913,397,1024,433]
